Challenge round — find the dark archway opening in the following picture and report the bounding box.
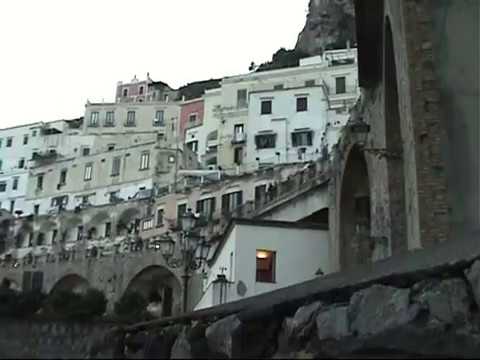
[300,208,329,227]
[124,266,181,318]
[340,146,371,270]
[49,274,90,296]
[384,17,408,254]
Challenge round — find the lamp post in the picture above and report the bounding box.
[157,208,211,313]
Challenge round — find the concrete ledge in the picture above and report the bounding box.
[123,234,480,332]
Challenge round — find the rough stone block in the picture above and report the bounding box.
[289,301,324,340]
[316,306,350,341]
[205,314,242,358]
[466,260,480,308]
[348,285,418,337]
[412,278,472,326]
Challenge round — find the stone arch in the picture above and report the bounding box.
[49,274,90,296]
[122,265,182,317]
[339,145,371,270]
[384,16,408,255]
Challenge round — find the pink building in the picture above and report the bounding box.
[179,99,204,140]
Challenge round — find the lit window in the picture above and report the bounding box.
[261,100,272,115]
[256,250,276,283]
[296,97,308,112]
[142,218,154,231]
[84,163,93,181]
[140,152,150,170]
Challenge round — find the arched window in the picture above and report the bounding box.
[123,88,128,97]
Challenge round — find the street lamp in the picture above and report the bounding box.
[158,208,212,313]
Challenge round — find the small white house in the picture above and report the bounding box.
[195,219,330,310]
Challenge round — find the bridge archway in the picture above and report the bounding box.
[123,265,182,317]
[49,274,90,296]
[339,145,371,270]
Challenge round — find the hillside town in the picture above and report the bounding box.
[1,0,479,358]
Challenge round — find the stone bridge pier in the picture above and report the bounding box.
[0,249,203,316]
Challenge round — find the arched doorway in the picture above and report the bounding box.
[49,274,90,295]
[339,145,371,270]
[384,17,408,254]
[124,266,181,318]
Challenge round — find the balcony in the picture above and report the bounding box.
[231,133,246,145]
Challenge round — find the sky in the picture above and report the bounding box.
[0,0,309,128]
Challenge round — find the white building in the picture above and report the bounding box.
[187,48,358,173]
[245,50,359,170]
[195,219,330,310]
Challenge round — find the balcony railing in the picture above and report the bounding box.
[231,133,246,144]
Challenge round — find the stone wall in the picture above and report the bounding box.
[93,255,480,359]
[0,319,115,359]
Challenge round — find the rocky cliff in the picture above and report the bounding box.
[296,0,356,55]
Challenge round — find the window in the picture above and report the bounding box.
[23,135,29,145]
[221,191,243,214]
[237,89,248,108]
[51,196,68,208]
[107,144,115,151]
[187,141,198,153]
[0,139,2,148]
[256,250,276,283]
[126,111,136,126]
[196,197,216,219]
[109,191,120,203]
[154,110,164,126]
[77,225,84,241]
[32,130,37,137]
[273,84,284,90]
[36,174,44,191]
[142,218,154,231]
[234,147,243,165]
[140,152,150,170]
[305,80,316,87]
[12,177,19,191]
[164,94,169,103]
[261,100,272,115]
[255,134,276,149]
[112,156,121,176]
[0,159,2,171]
[188,113,197,123]
[139,86,144,95]
[104,222,112,238]
[59,169,67,185]
[105,111,115,127]
[9,200,15,214]
[6,137,13,147]
[292,131,313,147]
[34,205,40,216]
[0,182,6,193]
[82,147,90,156]
[84,163,93,181]
[296,97,308,112]
[18,158,25,169]
[177,203,187,221]
[335,76,346,94]
[89,112,99,127]
[123,88,128,97]
[156,208,164,227]
[233,124,245,143]
[255,184,267,204]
